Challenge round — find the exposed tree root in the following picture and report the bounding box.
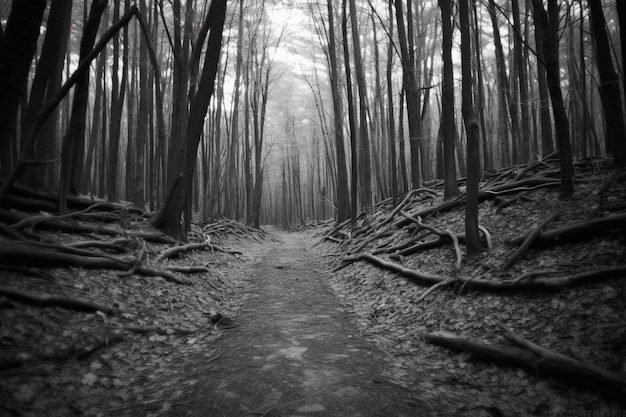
[508,213,626,247]
[0,209,176,244]
[0,286,115,314]
[502,207,563,270]
[400,211,463,269]
[341,253,626,291]
[425,323,626,401]
[0,242,189,285]
[165,265,211,273]
[157,240,242,261]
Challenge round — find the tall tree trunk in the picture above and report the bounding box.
[59,0,108,212]
[438,0,460,201]
[460,0,482,259]
[225,0,244,219]
[472,0,489,170]
[395,0,422,189]
[326,0,351,223]
[0,0,47,179]
[512,0,531,163]
[588,0,626,167]
[487,0,512,167]
[534,0,554,157]
[348,0,373,223]
[150,0,227,238]
[532,0,575,197]
[387,0,398,204]
[341,0,358,226]
[22,0,73,188]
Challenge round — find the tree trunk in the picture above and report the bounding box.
[21,0,73,188]
[395,0,422,189]
[588,0,626,167]
[341,0,358,227]
[487,0,512,168]
[438,0,460,201]
[150,0,227,238]
[387,0,398,204]
[534,2,554,157]
[0,0,47,178]
[460,0,482,258]
[532,0,575,198]
[59,0,108,212]
[349,0,373,224]
[512,0,531,163]
[326,0,351,223]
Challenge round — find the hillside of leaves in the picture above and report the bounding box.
[0,188,272,416]
[322,155,626,415]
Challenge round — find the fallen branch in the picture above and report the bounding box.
[0,286,115,314]
[502,208,563,270]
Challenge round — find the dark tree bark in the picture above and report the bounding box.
[21,0,73,188]
[0,0,47,179]
[150,0,227,238]
[460,0,482,258]
[395,0,422,189]
[59,0,108,212]
[326,0,351,223]
[617,0,626,133]
[342,0,358,227]
[588,0,626,167]
[387,0,398,204]
[512,0,531,163]
[438,0,460,201]
[534,3,554,157]
[531,0,575,198]
[487,0,513,167]
[349,0,373,224]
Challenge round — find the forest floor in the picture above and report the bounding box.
[1,160,626,416]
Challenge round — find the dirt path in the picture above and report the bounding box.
[185,231,434,416]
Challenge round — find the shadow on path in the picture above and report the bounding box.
[189,231,435,417]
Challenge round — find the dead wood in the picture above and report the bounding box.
[157,240,242,261]
[0,242,189,285]
[425,325,626,400]
[0,286,115,314]
[345,253,626,291]
[502,208,563,270]
[508,213,626,247]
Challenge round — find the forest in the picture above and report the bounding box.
[1,0,626,415]
[0,0,623,237]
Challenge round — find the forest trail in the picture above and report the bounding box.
[185,230,433,417]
